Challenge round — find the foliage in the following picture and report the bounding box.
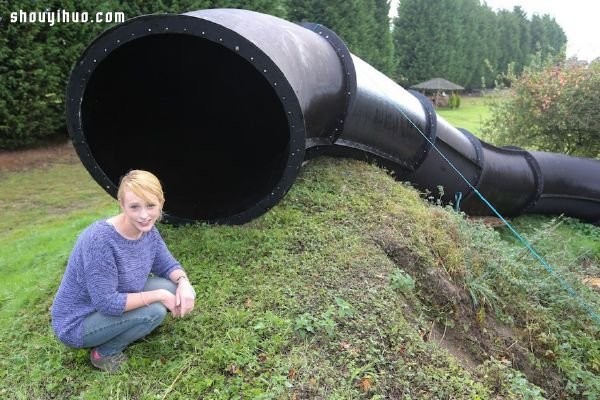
[390,268,415,295]
[483,59,600,158]
[0,0,114,149]
[448,92,461,109]
[479,359,545,399]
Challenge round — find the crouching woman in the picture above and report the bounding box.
[51,170,195,372]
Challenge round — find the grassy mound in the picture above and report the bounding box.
[0,157,599,399]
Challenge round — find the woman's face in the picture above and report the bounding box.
[120,189,161,238]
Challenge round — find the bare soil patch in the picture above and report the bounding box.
[0,139,79,171]
[373,229,565,395]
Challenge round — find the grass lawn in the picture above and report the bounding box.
[0,162,115,321]
[0,148,599,398]
[437,95,492,140]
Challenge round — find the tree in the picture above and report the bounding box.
[529,14,566,62]
[370,0,396,75]
[541,14,567,59]
[495,9,522,77]
[477,4,500,88]
[393,0,484,88]
[393,0,447,85]
[513,6,532,73]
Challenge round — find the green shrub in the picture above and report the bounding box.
[483,59,600,158]
[449,92,461,109]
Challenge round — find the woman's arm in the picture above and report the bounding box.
[123,289,178,314]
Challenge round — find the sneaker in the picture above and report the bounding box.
[90,348,127,372]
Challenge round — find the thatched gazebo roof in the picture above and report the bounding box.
[410,77,464,91]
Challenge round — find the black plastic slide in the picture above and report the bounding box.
[65,9,600,225]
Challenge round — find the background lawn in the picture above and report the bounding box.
[437,95,491,139]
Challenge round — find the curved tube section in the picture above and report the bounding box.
[528,152,600,222]
[66,8,600,224]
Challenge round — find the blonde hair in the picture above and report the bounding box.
[117,170,165,209]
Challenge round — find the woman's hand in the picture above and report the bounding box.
[175,279,196,317]
[159,289,180,316]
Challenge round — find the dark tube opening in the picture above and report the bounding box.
[80,33,290,222]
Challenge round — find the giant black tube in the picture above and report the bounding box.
[66,8,600,225]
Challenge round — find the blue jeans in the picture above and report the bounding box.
[82,276,176,356]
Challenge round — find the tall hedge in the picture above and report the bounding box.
[0,1,122,149]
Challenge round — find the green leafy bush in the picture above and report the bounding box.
[448,92,461,109]
[483,60,600,158]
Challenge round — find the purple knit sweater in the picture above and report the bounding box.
[51,220,181,348]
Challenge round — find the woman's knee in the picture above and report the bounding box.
[143,276,177,294]
[146,302,168,323]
